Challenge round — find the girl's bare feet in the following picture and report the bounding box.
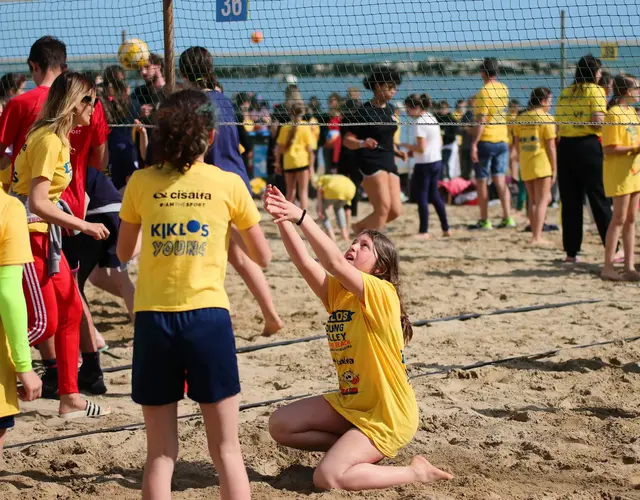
[601,268,624,281]
[410,456,453,483]
[413,233,431,240]
[262,316,284,337]
[530,238,553,247]
[622,269,640,282]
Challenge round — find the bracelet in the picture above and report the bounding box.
[359,140,365,149]
[296,209,307,226]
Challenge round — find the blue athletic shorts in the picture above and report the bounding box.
[474,141,509,180]
[0,415,15,429]
[132,308,240,406]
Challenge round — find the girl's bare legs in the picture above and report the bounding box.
[141,404,179,500]
[530,177,552,245]
[622,191,640,280]
[285,171,297,203]
[313,428,452,491]
[386,173,403,223]
[228,238,283,336]
[269,396,353,451]
[353,172,391,232]
[602,195,630,281]
[200,395,251,500]
[296,168,310,211]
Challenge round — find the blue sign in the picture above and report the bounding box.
[216,0,249,22]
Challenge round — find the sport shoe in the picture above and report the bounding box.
[469,219,493,230]
[498,217,517,228]
[41,367,59,400]
[78,364,107,395]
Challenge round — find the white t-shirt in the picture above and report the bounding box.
[414,112,442,164]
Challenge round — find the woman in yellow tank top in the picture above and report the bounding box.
[263,185,452,491]
[601,75,640,281]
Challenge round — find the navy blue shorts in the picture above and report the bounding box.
[0,415,15,429]
[132,308,240,406]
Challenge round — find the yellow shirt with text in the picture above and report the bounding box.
[11,128,72,233]
[277,122,317,171]
[514,109,557,181]
[474,81,509,143]
[323,273,419,457]
[120,162,261,312]
[602,105,640,197]
[317,174,356,204]
[557,83,607,138]
[0,190,33,419]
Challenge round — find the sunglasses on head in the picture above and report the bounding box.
[81,95,98,106]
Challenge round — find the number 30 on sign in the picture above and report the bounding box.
[217,0,249,21]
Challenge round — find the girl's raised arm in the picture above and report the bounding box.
[264,185,365,302]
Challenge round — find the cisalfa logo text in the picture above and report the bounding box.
[154,190,212,200]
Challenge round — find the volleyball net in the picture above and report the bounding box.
[0,0,638,125]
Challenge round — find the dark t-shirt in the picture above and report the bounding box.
[460,110,474,150]
[346,102,397,173]
[436,113,459,146]
[131,84,165,113]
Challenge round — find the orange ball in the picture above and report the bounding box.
[251,31,264,44]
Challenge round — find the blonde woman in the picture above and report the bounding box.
[11,72,110,418]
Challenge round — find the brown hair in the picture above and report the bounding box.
[102,65,130,124]
[404,93,431,110]
[179,46,219,90]
[527,87,552,110]
[151,89,216,173]
[284,103,305,152]
[0,73,26,100]
[359,229,413,344]
[608,74,637,110]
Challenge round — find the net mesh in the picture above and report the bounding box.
[0,0,638,127]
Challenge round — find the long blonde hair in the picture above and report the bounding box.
[29,71,94,147]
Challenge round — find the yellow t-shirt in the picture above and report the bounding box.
[317,174,356,204]
[507,111,519,146]
[277,122,317,171]
[0,190,34,419]
[557,83,607,138]
[474,80,509,143]
[323,273,419,458]
[514,109,557,182]
[119,161,261,312]
[602,105,640,197]
[309,116,321,144]
[11,127,72,233]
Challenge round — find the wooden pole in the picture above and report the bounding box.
[560,10,566,89]
[121,29,126,45]
[163,0,175,93]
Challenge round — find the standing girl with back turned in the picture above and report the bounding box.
[264,184,452,491]
[513,87,557,245]
[117,89,271,500]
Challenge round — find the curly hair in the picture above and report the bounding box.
[363,66,402,91]
[151,89,216,173]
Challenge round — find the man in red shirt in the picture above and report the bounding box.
[0,36,66,190]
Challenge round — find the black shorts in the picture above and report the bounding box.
[358,161,399,178]
[76,232,122,295]
[284,165,309,173]
[132,308,240,406]
[0,415,15,429]
[62,234,82,272]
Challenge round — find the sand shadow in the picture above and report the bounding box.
[93,319,131,332]
[498,357,611,373]
[248,464,316,494]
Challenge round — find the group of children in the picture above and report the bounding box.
[0,39,452,498]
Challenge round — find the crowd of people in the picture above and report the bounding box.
[0,34,639,499]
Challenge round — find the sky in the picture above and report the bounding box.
[0,0,638,62]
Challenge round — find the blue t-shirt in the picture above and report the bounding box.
[204,90,251,192]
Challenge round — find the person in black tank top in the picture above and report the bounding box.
[342,68,408,232]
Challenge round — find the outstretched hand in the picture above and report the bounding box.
[263,185,304,224]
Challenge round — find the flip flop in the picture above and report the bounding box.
[60,401,111,420]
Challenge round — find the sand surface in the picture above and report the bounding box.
[2,203,640,500]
